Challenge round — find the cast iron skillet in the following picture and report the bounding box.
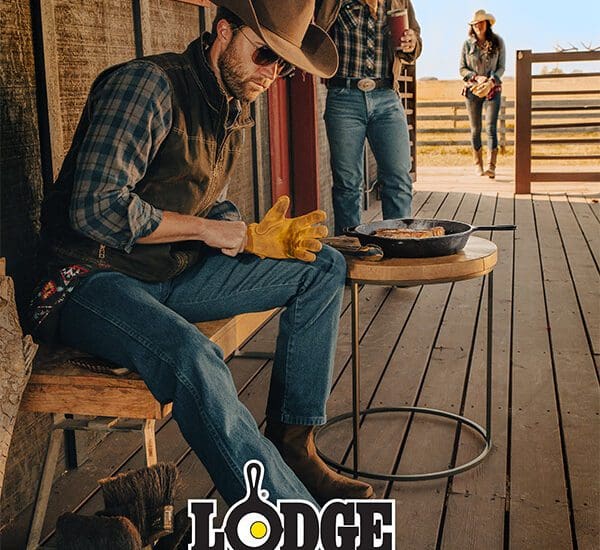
[344,218,517,258]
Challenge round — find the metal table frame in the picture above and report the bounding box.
[315,271,494,481]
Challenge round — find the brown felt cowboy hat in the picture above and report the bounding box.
[212,0,338,78]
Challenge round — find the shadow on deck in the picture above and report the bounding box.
[2,188,599,549]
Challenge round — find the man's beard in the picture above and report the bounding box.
[219,41,268,102]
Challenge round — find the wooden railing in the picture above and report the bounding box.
[400,64,418,181]
[514,50,600,193]
[416,99,511,151]
[416,98,599,154]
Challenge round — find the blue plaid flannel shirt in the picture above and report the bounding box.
[331,0,392,79]
[70,60,173,253]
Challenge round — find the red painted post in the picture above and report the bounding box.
[288,72,320,215]
[267,79,292,202]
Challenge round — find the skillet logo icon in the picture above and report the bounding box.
[188,460,395,549]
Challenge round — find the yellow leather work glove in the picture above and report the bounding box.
[244,196,328,262]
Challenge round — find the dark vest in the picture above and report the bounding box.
[41,36,254,282]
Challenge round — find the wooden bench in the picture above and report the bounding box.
[20,309,277,549]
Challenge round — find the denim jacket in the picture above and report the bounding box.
[459,35,506,84]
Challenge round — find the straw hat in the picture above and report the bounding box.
[469,9,496,26]
[212,0,338,78]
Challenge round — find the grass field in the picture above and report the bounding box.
[416,77,599,168]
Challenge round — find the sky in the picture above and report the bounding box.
[416,0,600,79]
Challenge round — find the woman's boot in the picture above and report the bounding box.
[265,420,374,505]
[472,148,484,176]
[485,149,498,178]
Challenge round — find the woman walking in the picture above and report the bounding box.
[460,9,505,178]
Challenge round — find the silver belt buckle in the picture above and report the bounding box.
[357,78,376,92]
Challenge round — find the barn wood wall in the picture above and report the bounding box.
[0,0,270,529]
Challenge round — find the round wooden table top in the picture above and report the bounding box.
[346,236,497,286]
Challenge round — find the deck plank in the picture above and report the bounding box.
[568,197,600,271]
[584,195,600,224]
[535,195,600,548]
[442,193,514,550]
[510,196,572,549]
[323,193,461,484]
[556,197,600,357]
[3,190,599,549]
[564,198,600,356]
[344,191,464,546]
[384,192,494,548]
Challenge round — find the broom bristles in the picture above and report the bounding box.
[99,463,179,544]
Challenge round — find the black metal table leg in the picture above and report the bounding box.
[315,272,495,482]
[351,282,361,478]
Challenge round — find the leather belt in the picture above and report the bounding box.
[326,77,393,92]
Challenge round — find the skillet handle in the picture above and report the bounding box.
[343,226,360,237]
[471,224,517,232]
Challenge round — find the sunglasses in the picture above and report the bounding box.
[237,27,295,78]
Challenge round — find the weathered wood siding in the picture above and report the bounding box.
[53,0,137,154]
[0,0,269,530]
[0,0,46,531]
[148,0,200,54]
[0,0,44,309]
[316,81,334,232]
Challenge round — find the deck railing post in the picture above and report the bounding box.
[515,50,533,194]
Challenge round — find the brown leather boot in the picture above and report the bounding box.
[485,149,498,178]
[472,148,484,176]
[265,420,375,505]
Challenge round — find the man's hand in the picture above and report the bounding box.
[245,196,328,262]
[400,29,417,53]
[200,218,248,257]
[137,211,247,256]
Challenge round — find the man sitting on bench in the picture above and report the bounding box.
[29,0,374,506]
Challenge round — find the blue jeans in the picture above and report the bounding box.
[324,87,413,235]
[58,246,346,506]
[465,90,502,151]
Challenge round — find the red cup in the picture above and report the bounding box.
[388,9,409,50]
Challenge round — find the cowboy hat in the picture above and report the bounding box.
[211,0,338,78]
[469,9,496,26]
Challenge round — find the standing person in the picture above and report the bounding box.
[29,0,375,506]
[316,0,422,236]
[460,9,506,179]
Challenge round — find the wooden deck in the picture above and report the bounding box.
[2,189,599,549]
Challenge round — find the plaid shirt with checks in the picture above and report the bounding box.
[331,0,392,79]
[71,61,172,253]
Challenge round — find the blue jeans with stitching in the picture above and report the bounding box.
[464,89,502,151]
[324,87,413,235]
[58,246,346,506]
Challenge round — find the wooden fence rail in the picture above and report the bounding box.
[514,49,600,193]
[416,98,600,150]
